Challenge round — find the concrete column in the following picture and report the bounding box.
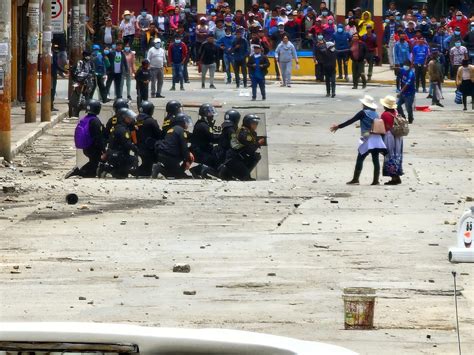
[236,0,245,11]
[0,0,12,161]
[41,0,52,122]
[335,0,346,25]
[197,0,206,14]
[373,0,384,59]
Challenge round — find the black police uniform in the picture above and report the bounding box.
[215,121,236,164]
[225,126,261,181]
[156,125,190,178]
[104,115,118,141]
[135,65,151,106]
[106,123,139,178]
[190,118,220,168]
[135,113,162,176]
[79,115,106,177]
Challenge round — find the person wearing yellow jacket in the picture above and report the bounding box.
[358,11,374,36]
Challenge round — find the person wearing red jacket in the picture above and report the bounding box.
[449,11,471,37]
[168,34,188,91]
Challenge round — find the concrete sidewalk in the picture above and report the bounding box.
[180,63,458,88]
[9,101,69,160]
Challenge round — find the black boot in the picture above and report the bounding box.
[371,170,380,185]
[346,170,361,185]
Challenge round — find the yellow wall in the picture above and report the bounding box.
[266,56,353,76]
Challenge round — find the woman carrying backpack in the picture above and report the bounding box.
[380,95,405,185]
[330,95,387,185]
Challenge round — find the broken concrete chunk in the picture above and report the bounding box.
[173,263,191,273]
[78,296,86,301]
[2,185,15,193]
[183,290,196,295]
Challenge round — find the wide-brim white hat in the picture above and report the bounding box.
[380,95,397,109]
[359,95,377,109]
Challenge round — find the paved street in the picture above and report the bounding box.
[1,81,473,354]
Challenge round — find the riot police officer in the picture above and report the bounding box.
[161,100,183,138]
[152,113,193,179]
[190,103,220,178]
[66,100,105,179]
[222,114,265,181]
[98,108,139,178]
[215,109,241,165]
[104,98,129,140]
[135,101,162,177]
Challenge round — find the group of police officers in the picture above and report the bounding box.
[66,98,265,181]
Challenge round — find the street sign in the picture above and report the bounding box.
[51,0,64,33]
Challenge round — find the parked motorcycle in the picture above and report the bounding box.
[69,72,95,118]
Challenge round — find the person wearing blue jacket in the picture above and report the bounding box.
[393,33,410,91]
[333,24,351,80]
[231,28,249,88]
[217,27,235,84]
[91,44,108,103]
[411,39,430,92]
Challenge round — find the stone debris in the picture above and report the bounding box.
[143,274,159,279]
[267,272,276,276]
[2,185,15,193]
[78,296,86,300]
[183,290,196,295]
[173,263,191,273]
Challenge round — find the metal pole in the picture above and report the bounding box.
[452,271,462,355]
[41,0,52,122]
[79,0,86,51]
[0,1,12,161]
[25,0,41,123]
[69,0,81,117]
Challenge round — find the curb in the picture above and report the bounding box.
[11,111,69,158]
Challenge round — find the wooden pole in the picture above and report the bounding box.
[0,1,12,161]
[41,0,52,122]
[25,0,41,123]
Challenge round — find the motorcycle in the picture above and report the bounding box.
[69,71,95,118]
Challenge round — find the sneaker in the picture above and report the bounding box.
[331,93,336,98]
[337,76,343,80]
[287,84,291,88]
[201,83,205,89]
[185,80,191,84]
[170,86,176,91]
[151,163,162,179]
[362,84,367,89]
[251,97,256,101]
[180,86,185,91]
[127,95,132,100]
[262,97,266,101]
[326,93,330,97]
[435,102,444,107]
[156,94,165,98]
[426,95,433,99]
[210,84,216,89]
[352,86,357,89]
[51,107,59,112]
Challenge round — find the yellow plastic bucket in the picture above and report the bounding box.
[342,287,376,330]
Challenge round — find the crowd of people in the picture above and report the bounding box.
[66,99,265,181]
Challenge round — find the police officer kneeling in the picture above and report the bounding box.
[161,100,183,138]
[135,101,162,177]
[215,109,241,165]
[66,99,105,178]
[98,108,139,179]
[190,103,220,178]
[222,114,265,181]
[152,113,193,179]
[104,98,129,141]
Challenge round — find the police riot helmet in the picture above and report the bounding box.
[223,109,241,126]
[166,100,183,115]
[121,109,137,124]
[171,112,187,128]
[86,99,102,115]
[242,114,260,128]
[113,98,129,113]
[198,103,217,119]
[139,101,155,116]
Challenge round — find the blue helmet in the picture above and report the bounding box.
[92,44,101,51]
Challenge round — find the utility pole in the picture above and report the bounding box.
[69,0,81,117]
[41,0,52,122]
[25,0,41,123]
[0,1,12,161]
[79,0,86,50]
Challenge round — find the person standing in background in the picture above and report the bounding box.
[98,17,119,49]
[397,61,416,124]
[350,33,368,89]
[200,34,219,89]
[119,10,137,47]
[123,45,136,101]
[427,49,444,107]
[456,59,474,110]
[232,28,249,88]
[322,41,337,98]
[393,32,410,92]
[106,40,129,99]
[147,38,167,98]
[135,59,151,106]
[333,24,351,81]
[411,38,430,93]
[362,25,377,82]
[136,8,154,56]
[91,44,108,104]
[275,34,298,87]
[168,34,188,91]
[247,45,270,101]
[450,40,468,80]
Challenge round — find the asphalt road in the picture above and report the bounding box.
[1,80,473,355]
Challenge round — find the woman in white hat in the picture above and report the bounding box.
[380,95,404,185]
[119,10,136,47]
[330,95,387,185]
